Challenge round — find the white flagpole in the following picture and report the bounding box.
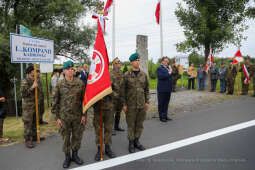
[160,0,163,58]
[112,0,116,61]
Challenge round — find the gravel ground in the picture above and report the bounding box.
[85,88,240,130]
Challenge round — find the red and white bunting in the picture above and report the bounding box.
[242,64,250,84]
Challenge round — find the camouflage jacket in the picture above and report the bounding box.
[38,78,44,103]
[172,66,179,79]
[110,68,123,101]
[121,69,149,109]
[20,77,37,113]
[52,78,85,120]
[227,66,237,80]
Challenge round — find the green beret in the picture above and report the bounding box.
[129,53,140,62]
[63,60,74,70]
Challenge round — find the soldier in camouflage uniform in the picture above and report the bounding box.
[171,61,179,92]
[52,61,86,168]
[121,53,149,153]
[93,94,116,161]
[36,70,48,125]
[21,66,45,149]
[239,58,252,95]
[111,58,125,134]
[226,60,237,95]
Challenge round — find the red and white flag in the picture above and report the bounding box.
[104,0,113,16]
[155,0,160,24]
[83,17,112,113]
[233,50,243,64]
[205,49,214,72]
[242,64,250,84]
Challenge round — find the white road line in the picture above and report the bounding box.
[72,119,255,170]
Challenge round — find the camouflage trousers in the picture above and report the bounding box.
[39,101,45,122]
[60,118,85,153]
[93,107,114,146]
[241,78,250,95]
[172,78,178,91]
[126,107,146,141]
[22,112,37,141]
[0,118,4,138]
[227,78,235,94]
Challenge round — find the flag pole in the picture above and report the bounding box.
[160,0,163,59]
[112,0,116,61]
[99,100,103,161]
[33,64,40,144]
[236,46,241,95]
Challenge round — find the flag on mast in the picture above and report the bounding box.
[104,0,113,16]
[155,0,160,24]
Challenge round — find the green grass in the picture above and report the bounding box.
[2,103,58,144]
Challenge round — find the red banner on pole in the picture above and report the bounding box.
[83,18,112,113]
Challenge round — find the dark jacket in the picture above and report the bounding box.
[0,89,6,119]
[80,70,88,87]
[157,65,172,92]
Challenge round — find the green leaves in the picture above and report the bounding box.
[175,0,250,61]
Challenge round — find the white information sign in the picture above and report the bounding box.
[10,33,54,63]
[40,63,53,73]
[175,55,189,70]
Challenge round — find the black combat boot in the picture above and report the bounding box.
[134,138,145,151]
[128,140,135,153]
[63,153,71,168]
[72,150,84,165]
[25,137,34,149]
[105,145,116,158]
[95,146,102,161]
[114,113,125,131]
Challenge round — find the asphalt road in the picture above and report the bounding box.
[1,96,255,170]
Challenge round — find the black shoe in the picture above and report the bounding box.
[252,94,255,97]
[166,117,172,121]
[32,136,45,141]
[160,118,167,122]
[63,153,71,168]
[128,141,135,153]
[72,150,84,165]
[39,121,48,125]
[112,130,116,136]
[105,145,116,158]
[115,127,125,131]
[134,138,145,151]
[95,146,102,161]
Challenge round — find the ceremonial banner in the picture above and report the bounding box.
[233,50,243,64]
[205,49,214,72]
[83,18,112,113]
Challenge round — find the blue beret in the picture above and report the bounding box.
[129,53,140,62]
[63,60,74,70]
[229,60,233,63]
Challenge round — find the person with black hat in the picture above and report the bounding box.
[218,61,228,93]
[121,53,149,153]
[226,60,237,95]
[20,66,45,149]
[197,63,206,90]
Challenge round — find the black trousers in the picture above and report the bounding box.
[157,92,171,119]
[211,79,217,91]
[188,78,195,89]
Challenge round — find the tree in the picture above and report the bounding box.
[175,0,250,62]
[0,0,100,114]
[246,0,255,18]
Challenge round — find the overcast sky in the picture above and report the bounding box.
[77,0,255,63]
